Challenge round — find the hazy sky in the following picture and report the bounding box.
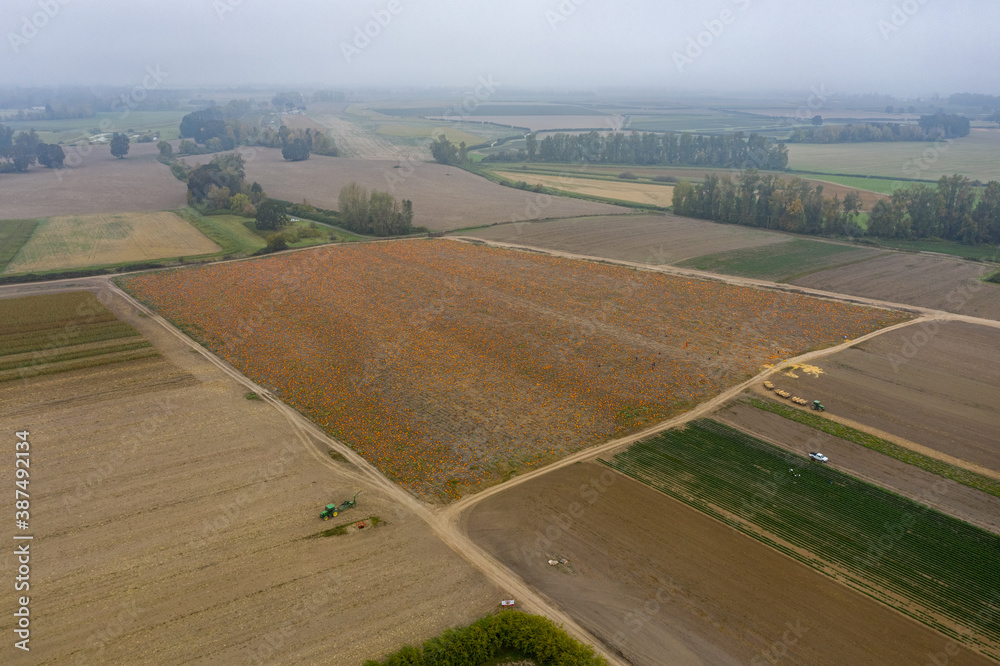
[3,0,998,96]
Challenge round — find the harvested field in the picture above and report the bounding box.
[465,213,789,264]
[0,285,500,664]
[187,147,627,231]
[431,115,621,131]
[601,420,1000,661]
[714,401,1000,534]
[677,238,885,282]
[285,111,415,159]
[0,142,187,220]
[758,320,1000,472]
[791,253,1000,320]
[465,462,993,666]
[3,211,220,274]
[492,171,675,206]
[117,240,908,499]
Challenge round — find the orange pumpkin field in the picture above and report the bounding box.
[117,240,909,499]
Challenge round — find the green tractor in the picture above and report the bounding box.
[811,400,825,412]
[320,490,361,520]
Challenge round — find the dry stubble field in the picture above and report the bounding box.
[3,211,219,274]
[492,171,675,206]
[186,147,628,231]
[465,462,993,666]
[0,143,187,220]
[465,213,790,264]
[117,240,908,499]
[0,287,500,664]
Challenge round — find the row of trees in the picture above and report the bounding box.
[0,126,65,171]
[672,169,1000,244]
[338,182,414,236]
[0,86,180,122]
[483,131,789,170]
[868,177,1000,244]
[789,114,971,143]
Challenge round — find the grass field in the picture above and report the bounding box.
[0,219,40,271]
[376,124,487,147]
[0,292,156,382]
[116,240,906,499]
[600,419,1000,661]
[804,174,923,194]
[786,130,1000,182]
[3,211,220,275]
[677,238,885,282]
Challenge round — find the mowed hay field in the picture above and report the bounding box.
[118,240,908,499]
[0,286,500,664]
[492,171,675,206]
[3,211,220,274]
[790,253,1000,320]
[759,320,1000,472]
[465,214,790,264]
[199,147,628,230]
[0,142,187,219]
[466,462,994,666]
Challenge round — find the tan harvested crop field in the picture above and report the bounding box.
[465,462,993,666]
[188,147,628,230]
[714,400,1000,534]
[492,171,675,206]
[790,253,1000,320]
[0,142,187,220]
[3,211,219,274]
[465,213,789,264]
[0,286,500,664]
[752,320,1000,472]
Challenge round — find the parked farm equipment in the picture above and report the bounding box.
[320,490,361,520]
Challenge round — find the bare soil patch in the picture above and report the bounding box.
[715,401,1000,534]
[493,171,675,206]
[187,147,628,231]
[4,211,219,274]
[759,320,1000,472]
[791,253,1000,319]
[0,286,500,665]
[464,462,992,666]
[0,142,186,220]
[466,213,790,264]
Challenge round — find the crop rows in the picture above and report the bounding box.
[0,292,156,381]
[601,419,1000,660]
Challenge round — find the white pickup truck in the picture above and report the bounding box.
[809,452,829,463]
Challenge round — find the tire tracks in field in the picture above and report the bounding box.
[2,256,999,665]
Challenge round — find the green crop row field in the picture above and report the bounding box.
[747,397,1000,498]
[0,292,156,382]
[0,219,40,271]
[677,238,883,282]
[600,419,1000,660]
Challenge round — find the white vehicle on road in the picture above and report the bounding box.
[809,452,829,463]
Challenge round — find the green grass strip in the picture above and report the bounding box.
[0,219,40,271]
[747,397,1000,498]
[0,340,153,372]
[0,348,160,382]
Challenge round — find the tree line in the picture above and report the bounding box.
[0,125,65,171]
[482,131,789,170]
[789,114,971,143]
[672,169,1000,244]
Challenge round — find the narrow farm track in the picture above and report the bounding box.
[2,243,998,662]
